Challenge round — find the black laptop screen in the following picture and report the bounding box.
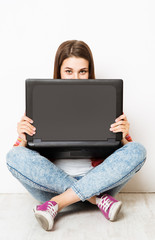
[32,83,116,141]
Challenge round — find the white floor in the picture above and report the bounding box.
[0,193,155,240]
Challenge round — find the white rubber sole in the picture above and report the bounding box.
[33,207,54,231]
[109,201,122,221]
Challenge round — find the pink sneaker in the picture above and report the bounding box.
[97,194,122,221]
[33,201,58,231]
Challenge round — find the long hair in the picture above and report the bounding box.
[53,40,95,79]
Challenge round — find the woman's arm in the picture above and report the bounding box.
[110,113,132,145]
[13,112,35,148]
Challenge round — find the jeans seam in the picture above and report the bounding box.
[7,163,58,193]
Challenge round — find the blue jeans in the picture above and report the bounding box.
[6,142,146,203]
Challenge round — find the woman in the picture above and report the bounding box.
[6,40,146,231]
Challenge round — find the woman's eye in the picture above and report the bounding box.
[66,70,72,74]
[80,70,87,74]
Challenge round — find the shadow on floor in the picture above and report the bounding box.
[56,201,98,217]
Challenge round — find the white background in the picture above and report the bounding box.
[0,0,154,193]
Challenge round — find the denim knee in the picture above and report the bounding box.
[6,147,18,165]
[127,142,146,158]
[125,141,147,165]
[6,147,25,166]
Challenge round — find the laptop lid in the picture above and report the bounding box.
[26,79,123,159]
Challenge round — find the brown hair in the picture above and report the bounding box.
[53,40,95,79]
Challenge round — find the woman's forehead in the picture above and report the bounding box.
[61,57,89,69]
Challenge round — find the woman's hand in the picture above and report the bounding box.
[109,113,130,139]
[17,112,36,142]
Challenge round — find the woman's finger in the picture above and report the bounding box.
[19,125,36,136]
[115,114,127,122]
[110,124,129,132]
[20,127,35,136]
[110,125,126,131]
[20,121,36,131]
[110,120,127,128]
[21,115,33,123]
[18,122,36,135]
[111,128,128,139]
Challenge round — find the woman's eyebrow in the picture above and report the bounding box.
[80,67,88,70]
[64,67,88,70]
[64,67,73,69]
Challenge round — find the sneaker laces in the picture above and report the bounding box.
[46,202,57,217]
[100,196,113,212]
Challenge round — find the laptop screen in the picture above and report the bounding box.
[32,84,116,141]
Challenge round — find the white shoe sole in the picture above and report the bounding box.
[33,207,54,231]
[109,201,122,221]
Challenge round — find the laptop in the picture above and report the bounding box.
[26,79,123,159]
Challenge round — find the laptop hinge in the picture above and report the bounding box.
[108,138,115,143]
[33,139,41,143]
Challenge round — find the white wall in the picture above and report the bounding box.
[0,0,155,193]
